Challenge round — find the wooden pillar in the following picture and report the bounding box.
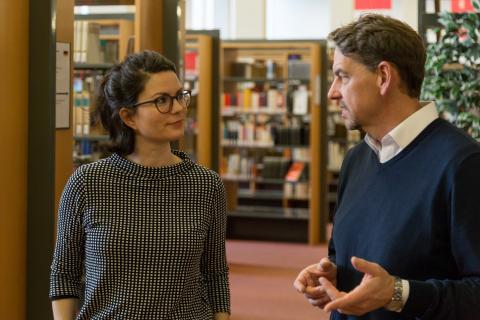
[193,34,213,168]
[135,0,164,53]
[135,0,184,69]
[26,0,56,318]
[0,1,29,319]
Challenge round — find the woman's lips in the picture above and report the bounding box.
[168,119,184,127]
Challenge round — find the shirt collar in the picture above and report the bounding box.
[365,101,438,162]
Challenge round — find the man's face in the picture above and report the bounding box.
[328,48,382,131]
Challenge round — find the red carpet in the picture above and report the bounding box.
[227,240,331,320]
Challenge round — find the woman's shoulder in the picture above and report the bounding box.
[71,157,114,181]
[188,162,222,182]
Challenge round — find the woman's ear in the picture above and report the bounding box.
[118,107,137,130]
[376,61,392,96]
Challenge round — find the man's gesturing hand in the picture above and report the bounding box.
[321,256,395,316]
[293,257,337,309]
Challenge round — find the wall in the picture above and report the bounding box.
[0,1,29,319]
[186,0,425,40]
[266,0,330,39]
[233,0,266,38]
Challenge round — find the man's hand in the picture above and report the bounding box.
[293,257,337,308]
[321,256,395,316]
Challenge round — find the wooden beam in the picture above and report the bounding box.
[0,1,29,318]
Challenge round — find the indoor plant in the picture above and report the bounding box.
[421,0,480,140]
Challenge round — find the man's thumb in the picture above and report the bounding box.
[351,256,378,275]
[318,257,334,271]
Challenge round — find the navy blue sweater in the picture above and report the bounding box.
[330,119,480,320]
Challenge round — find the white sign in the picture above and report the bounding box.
[56,42,71,129]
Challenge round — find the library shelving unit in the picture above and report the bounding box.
[74,14,134,64]
[181,30,220,170]
[220,40,328,244]
[72,64,111,168]
[72,13,134,168]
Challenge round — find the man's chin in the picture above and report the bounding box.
[344,121,359,131]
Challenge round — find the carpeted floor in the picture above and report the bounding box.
[227,240,331,320]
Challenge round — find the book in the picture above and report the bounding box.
[285,162,305,182]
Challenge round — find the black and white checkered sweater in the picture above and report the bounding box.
[50,150,230,319]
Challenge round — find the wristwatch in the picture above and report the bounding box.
[385,276,403,312]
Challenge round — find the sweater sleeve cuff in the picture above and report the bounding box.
[204,272,231,313]
[49,274,82,300]
[401,280,436,317]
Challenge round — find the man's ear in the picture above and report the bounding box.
[118,107,137,130]
[376,61,393,96]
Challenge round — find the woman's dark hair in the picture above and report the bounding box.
[328,14,426,98]
[93,50,177,155]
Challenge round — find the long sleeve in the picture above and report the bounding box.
[49,167,86,300]
[402,153,480,319]
[200,174,231,313]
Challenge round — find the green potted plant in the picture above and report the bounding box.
[421,0,480,140]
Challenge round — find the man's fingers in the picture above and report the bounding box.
[293,269,309,293]
[308,295,331,307]
[318,257,334,272]
[351,256,380,276]
[324,296,351,313]
[304,285,326,299]
[293,279,306,293]
[319,277,342,300]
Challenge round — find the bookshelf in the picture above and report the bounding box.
[72,66,111,168]
[181,30,220,170]
[72,12,134,168]
[74,17,134,64]
[220,40,328,244]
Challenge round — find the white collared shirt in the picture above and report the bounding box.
[364,101,439,163]
[363,101,438,311]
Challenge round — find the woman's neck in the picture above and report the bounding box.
[125,142,181,168]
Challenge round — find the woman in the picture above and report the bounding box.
[50,50,230,320]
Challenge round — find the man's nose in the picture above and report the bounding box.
[327,81,340,100]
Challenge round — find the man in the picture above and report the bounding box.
[294,14,480,319]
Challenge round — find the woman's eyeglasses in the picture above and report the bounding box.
[133,90,191,114]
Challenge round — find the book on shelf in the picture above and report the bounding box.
[285,162,305,182]
[185,50,198,78]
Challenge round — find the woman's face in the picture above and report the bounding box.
[127,71,187,145]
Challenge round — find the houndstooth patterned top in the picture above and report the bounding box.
[50,150,230,319]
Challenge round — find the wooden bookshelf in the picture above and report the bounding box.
[220,40,328,244]
[73,18,133,64]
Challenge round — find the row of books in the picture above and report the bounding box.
[222,154,309,182]
[222,86,309,115]
[228,56,310,80]
[73,93,91,136]
[223,88,285,111]
[74,21,119,63]
[222,121,275,146]
[283,181,310,200]
[222,120,310,147]
[230,58,281,79]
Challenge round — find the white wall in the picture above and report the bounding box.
[266,0,330,39]
[186,0,433,40]
[185,0,233,38]
[233,0,266,39]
